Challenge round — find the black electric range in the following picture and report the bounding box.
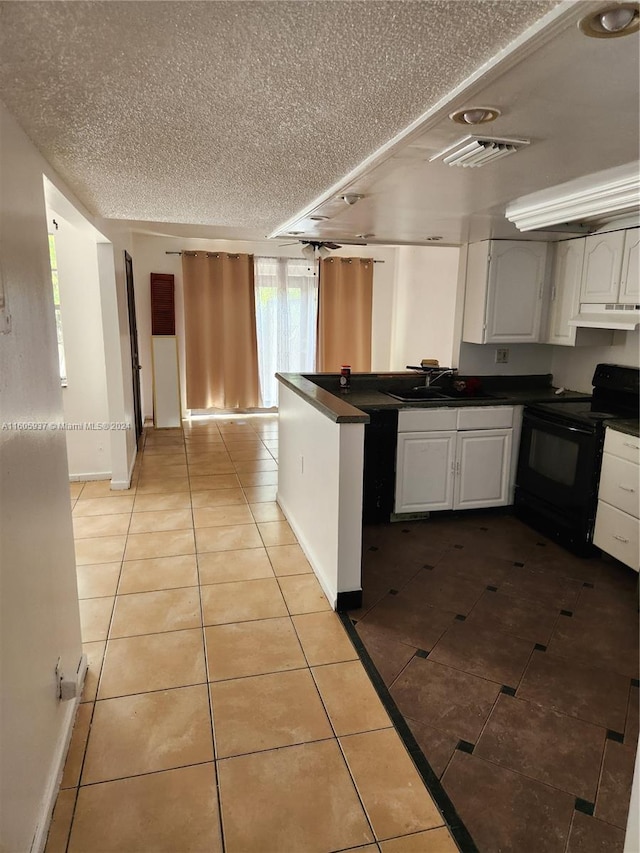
[515,364,639,555]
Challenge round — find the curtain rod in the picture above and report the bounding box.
[165,251,384,262]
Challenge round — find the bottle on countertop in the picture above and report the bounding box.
[340,365,351,394]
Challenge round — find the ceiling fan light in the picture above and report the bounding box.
[317,246,332,259]
[301,244,316,260]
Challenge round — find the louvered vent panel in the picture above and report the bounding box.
[429,135,530,168]
[151,273,175,335]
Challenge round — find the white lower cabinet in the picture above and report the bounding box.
[456,430,512,510]
[394,407,516,514]
[396,431,456,512]
[593,427,640,571]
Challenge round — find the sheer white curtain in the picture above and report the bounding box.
[254,257,318,408]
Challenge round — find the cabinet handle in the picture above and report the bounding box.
[538,282,544,299]
[455,460,461,476]
[550,285,556,302]
[613,534,630,543]
[618,485,636,492]
[623,441,639,450]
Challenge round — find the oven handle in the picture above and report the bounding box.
[523,411,595,437]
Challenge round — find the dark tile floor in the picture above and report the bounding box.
[353,510,639,853]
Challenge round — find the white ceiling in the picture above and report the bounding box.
[0,1,638,246]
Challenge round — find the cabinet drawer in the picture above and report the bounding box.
[398,408,457,432]
[599,453,640,518]
[604,428,640,464]
[593,501,639,571]
[457,406,514,430]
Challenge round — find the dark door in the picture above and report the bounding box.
[124,251,143,447]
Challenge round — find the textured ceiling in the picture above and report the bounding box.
[0,0,559,233]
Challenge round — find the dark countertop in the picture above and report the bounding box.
[607,419,640,438]
[276,372,591,424]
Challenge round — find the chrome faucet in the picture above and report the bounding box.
[414,368,455,389]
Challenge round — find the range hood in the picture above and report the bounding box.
[569,302,640,331]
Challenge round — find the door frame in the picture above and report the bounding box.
[124,251,143,447]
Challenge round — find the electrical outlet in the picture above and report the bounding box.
[496,348,509,364]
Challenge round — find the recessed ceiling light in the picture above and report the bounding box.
[340,193,364,206]
[356,233,375,239]
[449,107,501,125]
[309,214,330,221]
[579,3,639,37]
[425,236,443,241]
[288,231,303,235]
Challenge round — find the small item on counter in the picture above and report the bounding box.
[465,377,482,395]
[340,365,351,393]
[421,358,439,368]
[555,387,566,395]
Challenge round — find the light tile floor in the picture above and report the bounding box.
[48,415,457,853]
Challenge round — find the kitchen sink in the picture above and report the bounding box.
[385,388,451,401]
[384,388,498,402]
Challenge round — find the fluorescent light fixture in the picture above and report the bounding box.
[429,135,529,168]
[506,162,640,231]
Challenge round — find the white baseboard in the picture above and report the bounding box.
[30,654,88,853]
[276,492,338,609]
[68,471,111,483]
[110,447,137,491]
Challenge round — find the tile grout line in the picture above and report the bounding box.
[183,424,229,853]
[338,611,478,853]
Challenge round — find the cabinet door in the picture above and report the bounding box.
[580,231,624,302]
[620,230,640,302]
[395,431,456,513]
[454,429,512,510]
[545,239,585,346]
[485,242,547,343]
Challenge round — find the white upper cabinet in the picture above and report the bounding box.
[620,229,640,302]
[543,239,614,347]
[545,238,585,346]
[580,230,625,302]
[462,240,548,344]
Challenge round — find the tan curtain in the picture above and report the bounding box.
[182,252,260,409]
[317,257,373,372]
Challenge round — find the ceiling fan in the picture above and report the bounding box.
[278,239,343,259]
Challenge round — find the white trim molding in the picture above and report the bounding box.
[30,655,88,853]
[506,162,640,231]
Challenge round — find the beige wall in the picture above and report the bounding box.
[390,245,460,370]
[0,100,138,850]
[551,330,640,392]
[50,211,112,480]
[0,104,84,852]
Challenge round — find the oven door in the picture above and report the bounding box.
[516,410,599,517]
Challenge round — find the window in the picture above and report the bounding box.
[48,233,67,385]
[254,257,318,408]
